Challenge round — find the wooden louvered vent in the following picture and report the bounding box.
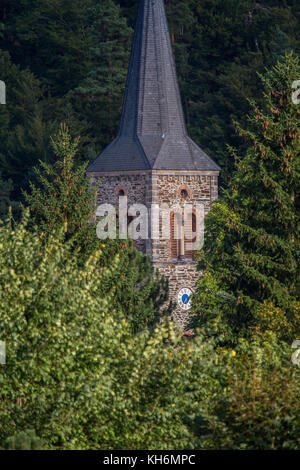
[170,212,197,260]
[184,212,197,260]
[170,212,180,259]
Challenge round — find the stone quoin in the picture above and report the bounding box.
[87,0,220,327]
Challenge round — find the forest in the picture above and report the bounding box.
[0,0,299,450]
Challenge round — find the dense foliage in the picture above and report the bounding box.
[191,53,300,341]
[192,332,300,450]
[0,214,212,449]
[0,213,298,449]
[1,430,44,450]
[23,124,172,332]
[0,0,299,451]
[1,0,300,205]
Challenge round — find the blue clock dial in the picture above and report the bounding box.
[177,288,193,311]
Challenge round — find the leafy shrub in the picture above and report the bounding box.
[192,332,300,450]
[0,213,213,449]
[2,430,44,450]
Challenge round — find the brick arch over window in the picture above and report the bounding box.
[115,185,127,199]
[177,184,191,202]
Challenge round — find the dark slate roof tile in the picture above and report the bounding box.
[87,0,220,173]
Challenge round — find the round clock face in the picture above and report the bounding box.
[177,288,193,311]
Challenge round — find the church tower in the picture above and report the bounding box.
[87,0,220,326]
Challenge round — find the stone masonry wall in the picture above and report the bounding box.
[93,172,149,253]
[152,261,199,326]
[150,173,216,262]
[150,172,218,327]
[92,170,219,328]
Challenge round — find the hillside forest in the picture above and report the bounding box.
[0,0,299,450]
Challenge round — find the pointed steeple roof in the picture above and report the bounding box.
[87,0,220,173]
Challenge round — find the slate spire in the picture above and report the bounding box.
[87,0,220,172]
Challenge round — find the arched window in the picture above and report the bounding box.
[180,189,188,199]
[170,211,197,260]
[178,184,191,201]
[170,212,181,259]
[184,212,197,260]
[115,186,127,199]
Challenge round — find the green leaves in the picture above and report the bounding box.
[23,125,171,332]
[0,213,298,450]
[207,333,300,450]
[2,429,44,450]
[0,213,199,449]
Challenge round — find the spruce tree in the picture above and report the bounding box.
[0,0,95,95]
[24,123,96,244]
[187,0,298,182]
[0,49,54,204]
[191,53,300,340]
[70,0,132,149]
[24,125,172,331]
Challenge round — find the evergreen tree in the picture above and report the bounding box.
[0,50,53,204]
[24,124,96,243]
[164,0,195,126]
[0,1,131,173]
[0,0,95,95]
[0,170,14,219]
[187,0,298,183]
[24,125,172,331]
[191,53,300,339]
[70,0,132,150]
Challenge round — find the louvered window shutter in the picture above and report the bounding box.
[184,213,196,260]
[170,212,180,259]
